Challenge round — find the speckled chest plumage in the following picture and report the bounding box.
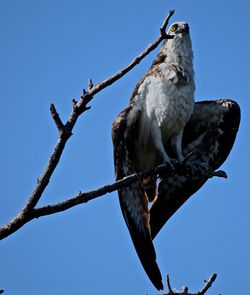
[127,22,195,167]
[143,62,194,142]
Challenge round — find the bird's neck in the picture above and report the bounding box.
[161,37,194,74]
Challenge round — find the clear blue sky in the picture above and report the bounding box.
[0,1,249,294]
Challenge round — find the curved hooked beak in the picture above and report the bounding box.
[176,24,189,34]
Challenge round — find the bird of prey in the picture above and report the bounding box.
[112,22,240,290]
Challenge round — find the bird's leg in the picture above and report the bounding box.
[151,121,175,169]
[171,132,184,163]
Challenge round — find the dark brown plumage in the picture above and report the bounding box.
[112,99,240,289]
[150,99,241,238]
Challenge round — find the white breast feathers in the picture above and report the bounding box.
[133,22,195,167]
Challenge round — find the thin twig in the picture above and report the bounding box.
[50,103,65,132]
[166,274,174,294]
[160,10,175,36]
[78,10,175,111]
[0,10,175,241]
[88,78,94,90]
[164,273,217,295]
[195,274,217,295]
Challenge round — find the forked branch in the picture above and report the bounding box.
[0,159,226,239]
[165,274,217,295]
[0,10,175,240]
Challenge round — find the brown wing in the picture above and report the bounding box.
[150,99,241,239]
[112,106,163,290]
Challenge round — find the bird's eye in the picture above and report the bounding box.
[170,24,178,32]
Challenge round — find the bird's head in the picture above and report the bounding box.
[167,22,190,37]
[161,21,193,58]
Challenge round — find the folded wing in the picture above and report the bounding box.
[150,99,241,239]
[112,106,163,290]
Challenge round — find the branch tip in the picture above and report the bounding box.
[165,273,217,295]
[183,286,188,293]
[166,274,174,294]
[196,273,217,295]
[50,103,65,132]
[50,103,56,112]
[82,89,87,97]
[88,78,93,90]
[160,9,175,37]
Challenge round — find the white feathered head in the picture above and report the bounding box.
[162,22,193,59]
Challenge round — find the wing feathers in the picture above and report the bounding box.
[112,107,163,290]
[150,99,240,239]
[112,99,240,287]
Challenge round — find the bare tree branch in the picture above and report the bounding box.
[166,274,174,294]
[0,10,175,241]
[32,167,226,219]
[79,9,175,109]
[196,274,217,295]
[0,158,226,240]
[50,103,65,133]
[164,273,217,295]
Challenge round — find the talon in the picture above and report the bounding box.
[168,161,176,171]
[183,160,208,177]
[162,158,179,172]
[172,158,181,166]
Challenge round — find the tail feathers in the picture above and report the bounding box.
[112,105,163,290]
[120,188,163,290]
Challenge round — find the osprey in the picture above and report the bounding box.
[112,22,240,290]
